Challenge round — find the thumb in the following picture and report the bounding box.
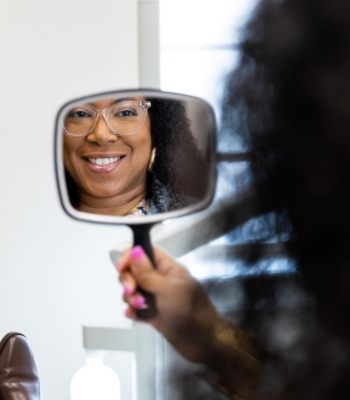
[129,246,163,292]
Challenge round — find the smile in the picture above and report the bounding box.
[82,155,125,174]
[88,156,121,167]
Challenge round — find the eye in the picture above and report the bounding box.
[67,108,93,120]
[109,101,142,119]
[112,107,138,118]
[119,109,137,117]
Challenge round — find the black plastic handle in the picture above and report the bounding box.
[131,224,158,320]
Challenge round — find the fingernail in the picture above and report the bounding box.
[132,295,147,309]
[130,246,145,261]
[123,285,132,296]
[116,259,124,272]
[124,308,132,318]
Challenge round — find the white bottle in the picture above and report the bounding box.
[70,350,121,400]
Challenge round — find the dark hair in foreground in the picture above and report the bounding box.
[223,0,350,322]
[219,0,350,398]
[66,98,209,212]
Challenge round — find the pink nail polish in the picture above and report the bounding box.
[123,285,132,296]
[130,246,145,261]
[132,295,146,309]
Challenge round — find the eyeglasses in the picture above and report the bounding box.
[63,99,151,137]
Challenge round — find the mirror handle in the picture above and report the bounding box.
[131,224,158,320]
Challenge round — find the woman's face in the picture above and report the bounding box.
[63,98,152,207]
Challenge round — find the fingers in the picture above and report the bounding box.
[116,245,189,321]
[152,246,188,276]
[124,305,137,320]
[116,246,155,290]
[125,292,148,310]
[116,248,132,273]
[116,245,187,290]
[116,246,163,276]
[119,271,137,297]
[120,270,150,318]
[127,246,164,292]
[116,246,158,317]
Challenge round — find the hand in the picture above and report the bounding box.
[116,246,264,399]
[116,245,222,364]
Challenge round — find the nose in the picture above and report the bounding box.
[86,115,118,145]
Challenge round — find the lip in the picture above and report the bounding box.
[81,153,126,174]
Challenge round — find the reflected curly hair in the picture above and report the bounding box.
[147,97,209,211]
[66,97,209,212]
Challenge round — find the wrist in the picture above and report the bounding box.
[201,317,263,399]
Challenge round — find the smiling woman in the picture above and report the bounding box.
[62,92,211,217]
[64,97,153,216]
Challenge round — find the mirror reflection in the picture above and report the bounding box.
[59,92,215,217]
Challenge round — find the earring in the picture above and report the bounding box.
[148,148,156,171]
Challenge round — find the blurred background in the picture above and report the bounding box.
[0,0,257,398]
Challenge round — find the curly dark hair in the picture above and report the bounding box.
[224,0,350,307]
[146,97,210,211]
[221,0,350,397]
[66,96,209,212]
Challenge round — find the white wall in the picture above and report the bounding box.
[160,0,257,121]
[0,1,143,398]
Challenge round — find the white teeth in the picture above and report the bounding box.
[88,157,120,167]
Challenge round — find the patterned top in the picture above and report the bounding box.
[127,199,149,216]
[126,179,174,216]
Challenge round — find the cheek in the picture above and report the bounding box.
[64,134,84,150]
[64,138,76,157]
[127,124,152,162]
[138,115,152,150]
[63,140,72,167]
[139,137,152,165]
[63,139,81,174]
[129,139,151,171]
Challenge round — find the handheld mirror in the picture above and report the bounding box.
[55,89,217,318]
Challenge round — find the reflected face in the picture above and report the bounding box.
[63,98,152,206]
[56,90,217,223]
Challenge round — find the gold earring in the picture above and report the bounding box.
[148,148,156,171]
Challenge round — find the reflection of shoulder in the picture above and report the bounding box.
[148,178,173,214]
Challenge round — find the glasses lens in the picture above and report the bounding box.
[107,101,145,135]
[64,107,95,136]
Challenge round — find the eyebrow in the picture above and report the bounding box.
[86,97,141,108]
[111,97,140,104]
